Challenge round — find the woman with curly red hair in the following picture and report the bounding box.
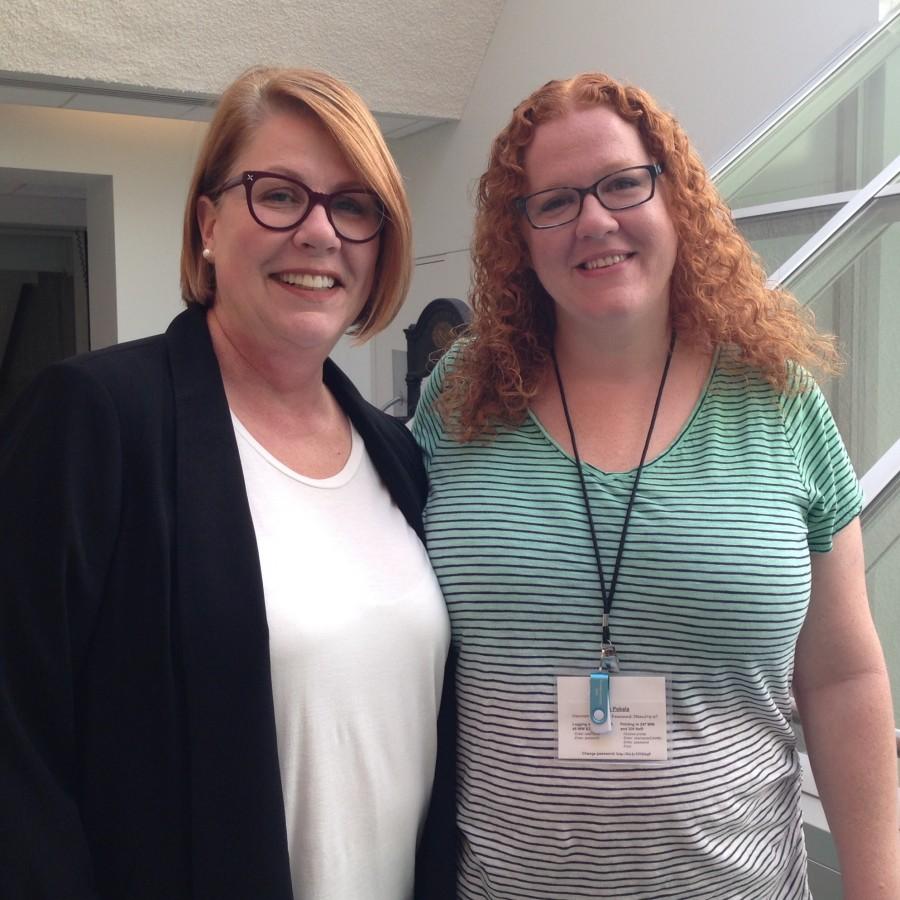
[411,73,897,898]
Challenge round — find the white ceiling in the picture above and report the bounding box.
[1,0,505,133]
[0,72,450,139]
[0,0,503,209]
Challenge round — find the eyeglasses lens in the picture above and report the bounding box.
[249,176,383,241]
[525,167,656,227]
[596,168,655,210]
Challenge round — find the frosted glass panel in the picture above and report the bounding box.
[736,205,839,272]
[722,11,900,766]
[786,195,900,476]
[719,17,900,209]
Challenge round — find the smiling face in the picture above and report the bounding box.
[520,105,678,345]
[197,110,380,365]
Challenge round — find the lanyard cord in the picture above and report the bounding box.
[551,330,676,646]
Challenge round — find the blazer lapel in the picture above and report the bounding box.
[166,306,293,899]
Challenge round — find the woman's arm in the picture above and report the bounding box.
[793,518,899,900]
[0,363,121,898]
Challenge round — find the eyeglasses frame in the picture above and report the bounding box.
[515,163,665,229]
[212,170,386,243]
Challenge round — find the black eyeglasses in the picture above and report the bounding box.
[516,163,664,229]
[213,170,386,243]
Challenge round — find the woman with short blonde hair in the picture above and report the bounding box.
[1,66,451,900]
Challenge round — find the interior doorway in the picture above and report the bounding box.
[0,226,89,417]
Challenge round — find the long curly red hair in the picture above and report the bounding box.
[439,73,839,440]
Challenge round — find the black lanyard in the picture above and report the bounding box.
[551,331,676,657]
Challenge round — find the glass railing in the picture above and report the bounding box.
[776,189,900,737]
[784,190,900,474]
[736,203,842,272]
[715,10,900,774]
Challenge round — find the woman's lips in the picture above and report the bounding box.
[578,252,633,271]
[276,271,339,290]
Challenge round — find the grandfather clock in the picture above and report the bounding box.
[404,298,471,419]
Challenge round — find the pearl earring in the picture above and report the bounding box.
[202,247,213,261]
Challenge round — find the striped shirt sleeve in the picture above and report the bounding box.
[779,367,862,552]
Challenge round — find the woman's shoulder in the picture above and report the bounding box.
[712,345,848,456]
[0,341,167,496]
[417,339,468,413]
[68,332,169,382]
[1,309,216,455]
[408,342,463,442]
[7,332,171,426]
[711,345,822,401]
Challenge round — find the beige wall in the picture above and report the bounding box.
[0,1,879,401]
[0,104,206,345]
[378,0,878,407]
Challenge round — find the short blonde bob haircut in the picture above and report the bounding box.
[181,66,412,340]
[440,73,840,440]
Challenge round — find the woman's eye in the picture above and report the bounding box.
[606,177,641,193]
[538,192,574,214]
[332,195,367,217]
[258,185,303,205]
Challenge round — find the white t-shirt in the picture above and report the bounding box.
[232,414,449,900]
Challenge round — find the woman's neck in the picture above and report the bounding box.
[206,308,344,441]
[208,308,330,408]
[552,314,672,386]
[207,308,352,478]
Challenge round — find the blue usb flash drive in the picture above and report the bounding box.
[589,671,612,734]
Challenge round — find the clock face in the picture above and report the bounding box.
[431,319,455,353]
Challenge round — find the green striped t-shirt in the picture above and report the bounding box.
[411,348,861,900]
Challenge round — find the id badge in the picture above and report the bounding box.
[557,673,669,762]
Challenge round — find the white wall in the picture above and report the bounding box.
[374,0,878,408]
[0,104,380,395]
[0,104,207,346]
[0,1,878,402]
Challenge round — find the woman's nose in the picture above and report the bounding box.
[292,200,340,250]
[575,192,620,239]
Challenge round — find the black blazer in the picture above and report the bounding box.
[0,305,456,899]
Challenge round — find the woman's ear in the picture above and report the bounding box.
[196,195,218,255]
